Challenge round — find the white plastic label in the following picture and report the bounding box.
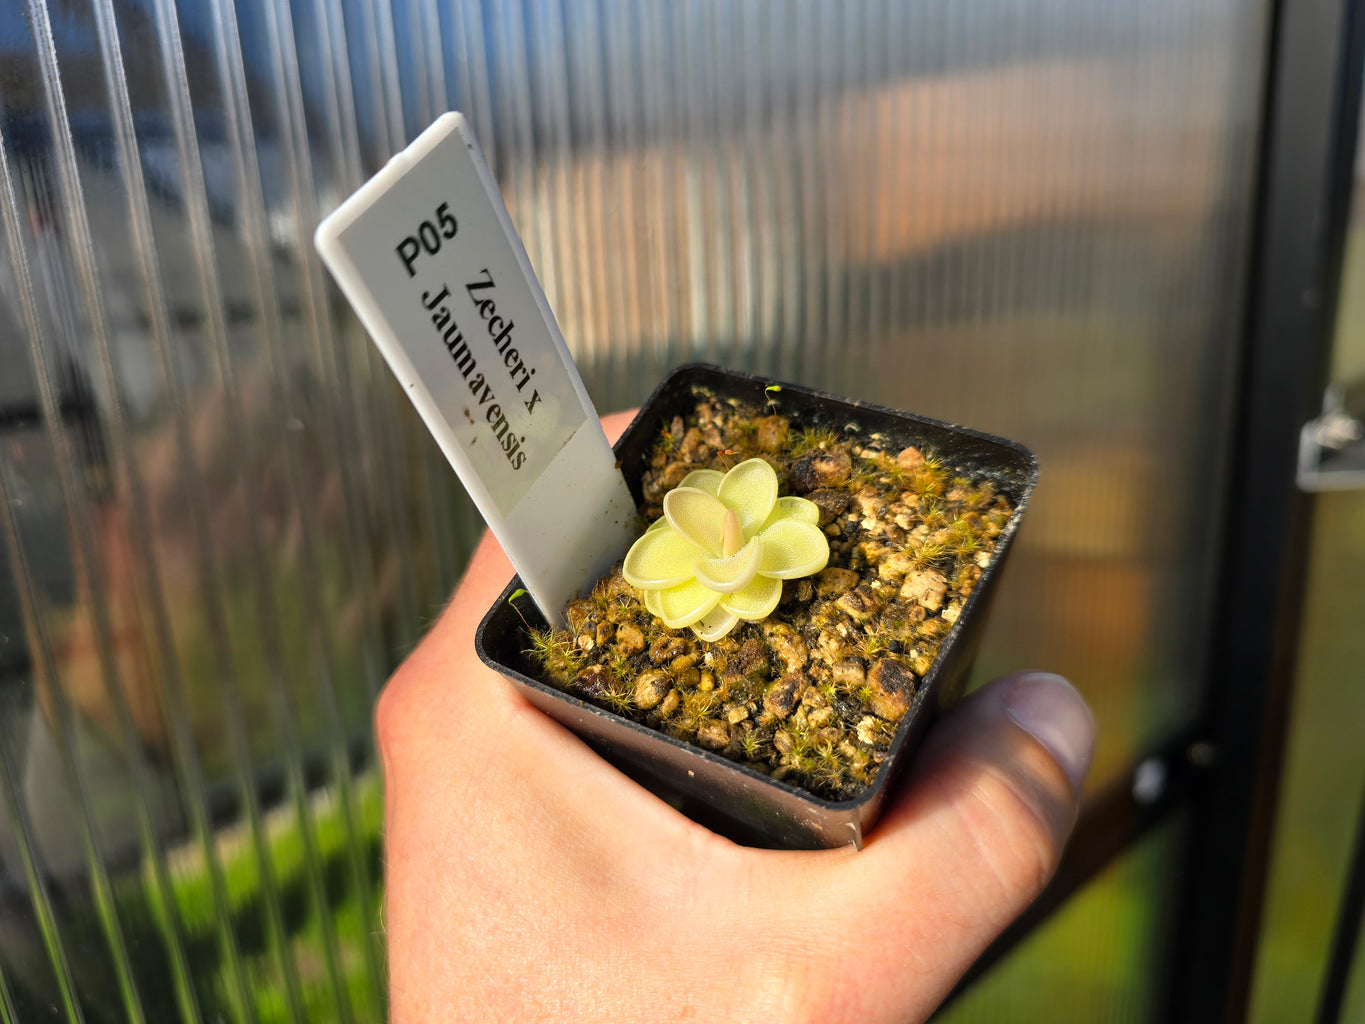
[315,112,637,624]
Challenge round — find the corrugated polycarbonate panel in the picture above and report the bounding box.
[0,0,1266,1020]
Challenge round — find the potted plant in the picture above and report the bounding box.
[476,363,1037,850]
[309,115,1034,849]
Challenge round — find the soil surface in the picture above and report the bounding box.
[525,392,1016,800]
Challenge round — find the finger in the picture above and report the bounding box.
[601,407,638,445]
[813,672,1094,1021]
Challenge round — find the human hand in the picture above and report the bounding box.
[377,411,1095,1023]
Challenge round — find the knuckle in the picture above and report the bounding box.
[373,666,418,761]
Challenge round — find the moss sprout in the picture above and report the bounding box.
[907,540,948,571]
[787,425,841,457]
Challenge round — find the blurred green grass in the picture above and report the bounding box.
[108,769,384,1023]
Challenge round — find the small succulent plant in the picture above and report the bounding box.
[621,458,829,640]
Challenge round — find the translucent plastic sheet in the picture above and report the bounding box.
[0,0,1266,1018]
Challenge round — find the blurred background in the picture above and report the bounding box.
[0,0,1361,1020]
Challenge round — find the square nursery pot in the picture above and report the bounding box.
[475,363,1037,850]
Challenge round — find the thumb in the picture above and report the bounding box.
[824,672,1094,1021]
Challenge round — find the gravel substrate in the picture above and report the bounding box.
[525,393,1016,800]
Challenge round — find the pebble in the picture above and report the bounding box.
[856,716,882,746]
[896,445,926,469]
[616,622,645,656]
[697,719,731,750]
[754,415,789,451]
[643,461,689,502]
[671,653,699,673]
[866,659,916,720]
[800,684,828,709]
[679,427,709,461]
[565,600,594,634]
[836,584,883,621]
[789,448,852,492]
[911,649,936,676]
[919,617,951,639]
[854,487,882,517]
[633,670,672,710]
[815,567,860,598]
[763,675,803,718]
[649,636,688,664]
[877,551,916,580]
[736,638,770,680]
[807,488,852,526]
[573,665,614,699]
[832,659,866,690]
[900,569,948,611]
[762,622,809,673]
[721,666,745,694]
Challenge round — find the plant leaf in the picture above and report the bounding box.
[761,495,821,530]
[663,487,728,554]
[717,458,778,534]
[655,579,723,628]
[693,537,762,594]
[719,575,783,620]
[622,527,707,589]
[678,468,724,496]
[757,519,830,578]
[691,606,740,641]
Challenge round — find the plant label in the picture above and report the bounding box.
[315,112,637,625]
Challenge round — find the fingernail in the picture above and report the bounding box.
[1003,673,1095,793]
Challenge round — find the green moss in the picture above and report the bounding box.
[786,425,841,457]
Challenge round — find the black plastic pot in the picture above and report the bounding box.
[475,363,1037,850]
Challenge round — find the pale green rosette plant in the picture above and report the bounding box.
[622,458,830,641]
